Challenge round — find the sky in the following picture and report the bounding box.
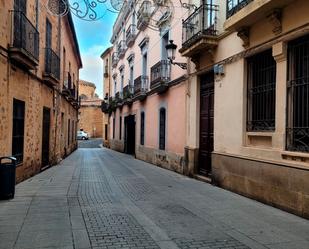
[72,7,117,98]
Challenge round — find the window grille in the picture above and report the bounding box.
[287,35,309,152]
[247,49,276,131]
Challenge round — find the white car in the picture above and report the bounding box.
[77,131,89,140]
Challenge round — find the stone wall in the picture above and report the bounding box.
[79,105,103,138]
[0,0,81,183]
[212,153,309,219]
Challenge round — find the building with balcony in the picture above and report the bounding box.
[78,80,103,138]
[181,0,309,218]
[103,0,187,173]
[0,0,82,182]
[101,47,112,147]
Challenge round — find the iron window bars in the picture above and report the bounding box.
[247,49,276,131]
[44,48,60,80]
[286,35,309,152]
[226,0,253,18]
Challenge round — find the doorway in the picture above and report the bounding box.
[41,107,50,168]
[124,115,135,155]
[199,71,214,176]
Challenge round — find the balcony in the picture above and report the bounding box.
[68,85,77,102]
[115,91,123,107]
[9,10,39,70]
[134,76,148,101]
[126,24,136,47]
[137,1,151,31]
[150,60,171,93]
[180,4,218,57]
[117,40,126,59]
[123,83,134,105]
[62,72,72,96]
[224,0,294,31]
[43,48,60,86]
[112,52,119,67]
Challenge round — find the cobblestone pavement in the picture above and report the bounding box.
[78,138,103,148]
[0,148,308,249]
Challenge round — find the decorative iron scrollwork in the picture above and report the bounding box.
[46,0,121,21]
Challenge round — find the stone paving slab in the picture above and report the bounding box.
[0,148,308,249]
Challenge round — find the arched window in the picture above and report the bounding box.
[159,108,166,150]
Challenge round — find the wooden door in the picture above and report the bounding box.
[199,71,214,175]
[41,107,50,168]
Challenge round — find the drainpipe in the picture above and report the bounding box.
[53,15,62,163]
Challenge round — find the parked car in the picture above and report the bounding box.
[77,131,89,140]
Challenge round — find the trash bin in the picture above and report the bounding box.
[0,157,17,200]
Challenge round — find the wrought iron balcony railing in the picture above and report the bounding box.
[134,76,148,98]
[137,1,151,30]
[123,83,134,99]
[126,24,136,47]
[226,0,253,18]
[112,52,119,67]
[117,40,126,58]
[44,48,60,80]
[9,10,39,68]
[150,60,171,88]
[182,4,218,48]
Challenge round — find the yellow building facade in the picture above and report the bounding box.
[0,0,82,182]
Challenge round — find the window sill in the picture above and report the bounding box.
[246,131,274,137]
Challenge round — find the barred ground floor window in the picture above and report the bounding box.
[247,49,276,132]
[287,34,309,152]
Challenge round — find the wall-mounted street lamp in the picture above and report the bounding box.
[165,40,187,70]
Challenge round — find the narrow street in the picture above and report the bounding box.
[0,148,308,249]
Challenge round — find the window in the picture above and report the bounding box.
[68,119,70,145]
[120,69,124,94]
[140,112,145,145]
[119,116,122,140]
[142,53,148,76]
[113,117,115,139]
[247,49,276,131]
[227,0,253,18]
[63,47,66,81]
[12,99,25,164]
[71,120,74,143]
[161,31,169,60]
[287,35,309,152]
[159,108,166,150]
[46,19,52,48]
[114,78,117,96]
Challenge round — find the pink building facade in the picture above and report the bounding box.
[103,0,188,173]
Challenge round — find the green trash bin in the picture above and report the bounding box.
[0,157,17,200]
